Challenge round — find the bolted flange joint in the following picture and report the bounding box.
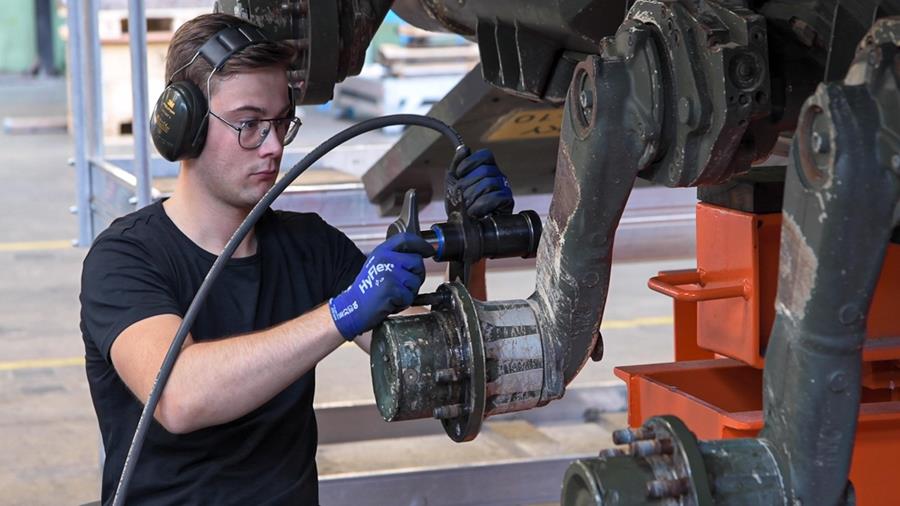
[370,282,544,442]
[561,416,788,506]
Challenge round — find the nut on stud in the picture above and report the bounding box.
[647,478,690,499]
[433,404,462,419]
[612,427,655,445]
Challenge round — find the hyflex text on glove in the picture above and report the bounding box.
[328,232,434,340]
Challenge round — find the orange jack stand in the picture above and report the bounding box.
[616,202,900,506]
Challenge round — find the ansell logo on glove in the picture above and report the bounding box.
[332,300,358,320]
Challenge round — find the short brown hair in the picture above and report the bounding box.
[165,13,296,97]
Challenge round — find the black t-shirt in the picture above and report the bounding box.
[79,200,365,505]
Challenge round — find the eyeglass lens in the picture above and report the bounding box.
[238,117,301,149]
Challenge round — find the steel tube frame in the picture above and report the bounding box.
[127,0,152,207]
[70,0,149,246]
[67,0,93,247]
[87,0,103,160]
[69,0,106,246]
[319,456,584,506]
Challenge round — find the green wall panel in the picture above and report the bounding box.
[0,0,38,73]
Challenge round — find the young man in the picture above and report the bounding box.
[79,13,513,505]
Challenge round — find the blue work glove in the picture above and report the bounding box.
[328,232,434,340]
[447,148,514,218]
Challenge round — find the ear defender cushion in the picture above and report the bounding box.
[150,81,209,161]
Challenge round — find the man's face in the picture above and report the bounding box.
[191,67,292,210]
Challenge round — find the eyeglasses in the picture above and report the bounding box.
[208,111,302,149]
[167,46,302,151]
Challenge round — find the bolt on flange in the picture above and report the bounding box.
[561,415,789,505]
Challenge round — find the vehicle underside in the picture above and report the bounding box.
[218,1,900,503]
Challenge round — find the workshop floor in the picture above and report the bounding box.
[0,76,689,505]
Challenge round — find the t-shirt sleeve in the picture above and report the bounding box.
[321,218,366,298]
[80,234,182,362]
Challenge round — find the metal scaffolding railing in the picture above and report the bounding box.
[67,0,153,245]
[127,0,153,208]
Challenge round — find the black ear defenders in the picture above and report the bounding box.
[150,23,270,161]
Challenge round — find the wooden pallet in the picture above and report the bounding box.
[332,22,478,123]
[396,23,469,47]
[100,36,171,136]
[63,7,206,137]
[377,42,479,77]
[96,8,207,42]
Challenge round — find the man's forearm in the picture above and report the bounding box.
[161,304,343,433]
[354,331,372,354]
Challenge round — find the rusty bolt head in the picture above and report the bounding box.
[612,428,635,445]
[433,404,462,419]
[647,478,690,499]
[579,89,593,111]
[630,440,657,456]
[811,131,830,154]
[575,71,594,126]
[730,53,761,89]
[435,368,459,383]
[838,303,862,325]
[658,438,674,454]
[599,448,626,458]
[613,427,655,445]
[829,371,849,393]
[630,438,673,457]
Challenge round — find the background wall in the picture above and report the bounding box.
[0,0,65,74]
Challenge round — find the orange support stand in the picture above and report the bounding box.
[468,259,487,301]
[618,202,900,506]
[647,204,780,368]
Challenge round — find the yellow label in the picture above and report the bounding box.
[483,108,563,142]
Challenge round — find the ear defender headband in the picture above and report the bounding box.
[150,23,270,162]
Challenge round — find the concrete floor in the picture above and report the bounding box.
[0,76,692,505]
